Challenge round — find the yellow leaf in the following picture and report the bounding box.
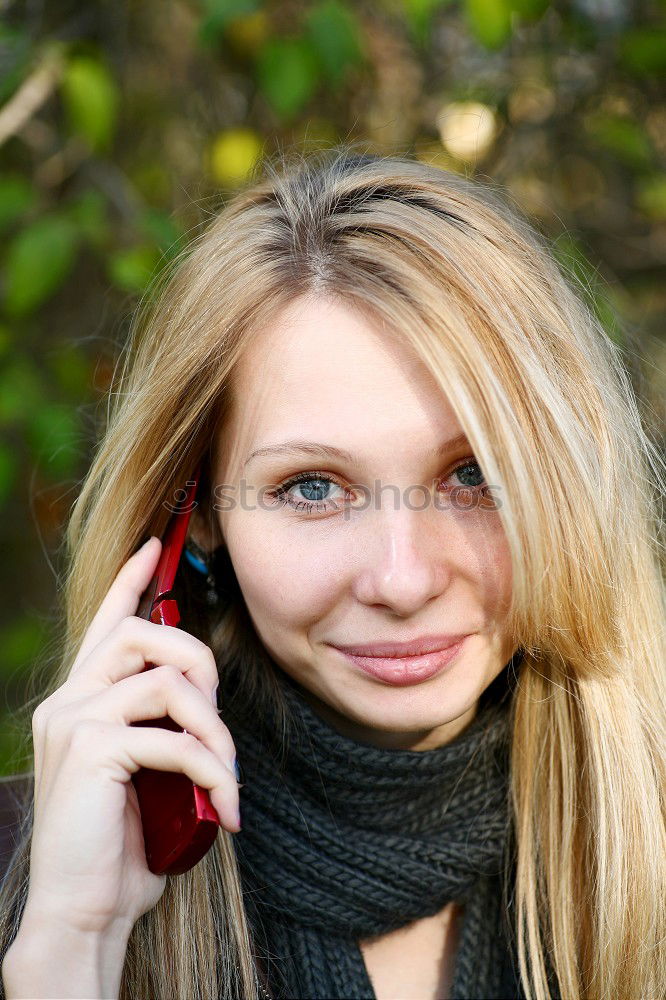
[208,128,264,186]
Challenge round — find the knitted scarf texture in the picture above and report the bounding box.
[222,663,530,1000]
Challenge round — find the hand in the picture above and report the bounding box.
[24,537,240,938]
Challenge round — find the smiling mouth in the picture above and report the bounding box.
[331,633,471,658]
[330,636,469,687]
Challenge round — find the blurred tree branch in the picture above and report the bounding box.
[0,43,64,148]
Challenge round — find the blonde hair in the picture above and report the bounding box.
[1,146,664,1000]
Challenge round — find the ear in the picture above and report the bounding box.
[188,490,225,553]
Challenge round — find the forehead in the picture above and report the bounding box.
[235,295,457,413]
[218,295,464,472]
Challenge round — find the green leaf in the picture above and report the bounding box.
[27,403,81,478]
[464,0,513,48]
[592,292,623,348]
[200,0,260,14]
[552,233,594,289]
[0,441,17,506]
[551,233,620,342]
[0,25,32,103]
[0,615,48,672]
[3,215,79,317]
[619,29,666,79]
[0,323,12,359]
[635,174,666,221]
[198,0,261,45]
[305,1,364,87]
[139,209,186,260]
[552,234,602,317]
[256,38,321,119]
[107,245,160,293]
[508,0,549,18]
[49,346,91,398]
[61,55,120,153]
[0,175,35,233]
[0,359,43,424]
[585,114,654,171]
[67,190,110,248]
[0,715,32,776]
[130,163,172,205]
[400,0,454,46]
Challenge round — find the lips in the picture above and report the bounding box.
[332,636,469,686]
[331,634,471,658]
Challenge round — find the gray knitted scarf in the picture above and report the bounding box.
[222,662,529,1000]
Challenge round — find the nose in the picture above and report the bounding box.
[351,502,454,616]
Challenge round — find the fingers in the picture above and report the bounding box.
[68,721,241,834]
[69,616,220,704]
[87,665,237,775]
[38,667,241,833]
[71,537,162,675]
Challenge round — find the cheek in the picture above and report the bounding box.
[476,520,513,619]
[455,509,512,609]
[224,512,346,630]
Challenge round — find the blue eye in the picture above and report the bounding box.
[265,459,487,517]
[444,461,486,490]
[266,472,347,514]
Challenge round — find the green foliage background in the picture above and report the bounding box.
[0,0,664,773]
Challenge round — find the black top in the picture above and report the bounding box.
[0,775,546,1000]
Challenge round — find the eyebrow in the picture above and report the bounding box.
[243,433,470,470]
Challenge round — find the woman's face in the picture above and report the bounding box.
[212,295,517,750]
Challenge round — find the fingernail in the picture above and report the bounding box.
[236,805,242,830]
[140,536,156,551]
[232,754,244,785]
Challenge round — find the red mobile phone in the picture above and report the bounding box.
[130,464,221,875]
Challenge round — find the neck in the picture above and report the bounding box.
[296,682,480,751]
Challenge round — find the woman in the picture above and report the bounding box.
[1,147,664,1000]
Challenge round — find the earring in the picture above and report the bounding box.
[184,538,219,607]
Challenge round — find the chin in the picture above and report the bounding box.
[351,681,473,727]
[312,668,481,749]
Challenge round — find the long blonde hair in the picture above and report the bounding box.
[1,146,664,1000]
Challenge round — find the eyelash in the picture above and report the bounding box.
[265,459,488,516]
